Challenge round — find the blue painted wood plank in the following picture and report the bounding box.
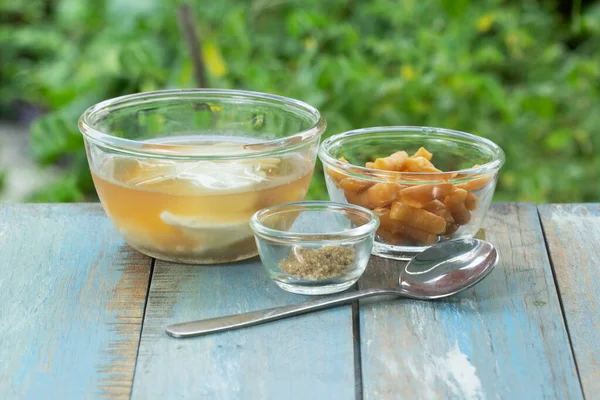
[131,259,356,399]
[539,204,600,399]
[358,203,582,399]
[0,204,152,399]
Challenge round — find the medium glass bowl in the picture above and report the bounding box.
[318,126,505,260]
[78,89,326,264]
[249,201,379,295]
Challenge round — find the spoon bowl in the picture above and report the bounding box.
[166,238,498,338]
[400,238,498,299]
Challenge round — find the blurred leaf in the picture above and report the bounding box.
[203,40,228,78]
[55,0,104,31]
[544,129,573,152]
[30,111,82,164]
[521,95,557,117]
[0,169,6,194]
[106,0,162,23]
[0,0,46,22]
[441,0,469,18]
[27,175,84,203]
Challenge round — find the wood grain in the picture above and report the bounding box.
[357,203,582,399]
[539,204,600,398]
[132,259,356,399]
[0,204,152,399]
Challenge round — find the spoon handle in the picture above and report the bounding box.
[166,288,403,338]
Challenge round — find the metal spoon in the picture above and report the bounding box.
[166,238,498,338]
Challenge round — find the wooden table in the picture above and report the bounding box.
[1,203,598,399]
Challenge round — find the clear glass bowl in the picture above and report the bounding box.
[250,201,379,295]
[78,89,326,264]
[318,126,505,260]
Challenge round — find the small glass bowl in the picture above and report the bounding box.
[249,201,379,295]
[318,126,505,260]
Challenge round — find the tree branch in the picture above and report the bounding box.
[177,4,207,88]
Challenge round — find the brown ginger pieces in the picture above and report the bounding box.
[326,147,493,246]
[370,151,409,171]
[345,182,397,209]
[397,183,453,208]
[444,188,472,225]
[366,183,398,208]
[404,157,441,173]
[389,202,447,234]
[374,207,438,245]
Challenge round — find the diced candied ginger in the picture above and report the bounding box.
[403,157,441,173]
[344,189,371,210]
[411,147,433,160]
[340,178,373,192]
[423,200,455,224]
[366,183,398,208]
[326,157,350,184]
[465,192,477,211]
[333,146,489,247]
[373,207,399,232]
[372,151,409,171]
[445,223,459,235]
[444,189,472,225]
[397,184,453,208]
[374,208,437,244]
[456,175,493,191]
[389,202,447,234]
[327,168,347,184]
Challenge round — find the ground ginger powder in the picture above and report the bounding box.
[279,246,355,279]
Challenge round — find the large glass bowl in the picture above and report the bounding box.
[318,126,504,260]
[78,89,326,264]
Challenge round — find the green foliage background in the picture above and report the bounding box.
[1,0,600,202]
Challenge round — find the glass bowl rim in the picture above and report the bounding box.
[318,126,505,180]
[78,89,327,160]
[250,201,379,241]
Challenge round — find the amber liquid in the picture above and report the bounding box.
[91,140,313,264]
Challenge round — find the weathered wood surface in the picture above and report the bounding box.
[132,259,356,399]
[0,204,152,399]
[539,204,600,399]
[4,203,598,399]
[357,203,583,399]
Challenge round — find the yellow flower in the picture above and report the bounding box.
[409,99,430,113]
[501,173,515,188]
[400,65,416,81]
[448,75,464,89]
[203,41,228,78]
[477,14,495,33]
[304,38,317,51]
[504,31,524,57]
